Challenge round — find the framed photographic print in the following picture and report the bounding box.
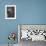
[18,24,46,42]
[5,5,16,19]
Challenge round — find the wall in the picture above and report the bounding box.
[17,0,46,24]
[0,0,46,44]
[0,0,17,44]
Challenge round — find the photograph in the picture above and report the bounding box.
[18,24,46,46]
[5,5,16,19]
